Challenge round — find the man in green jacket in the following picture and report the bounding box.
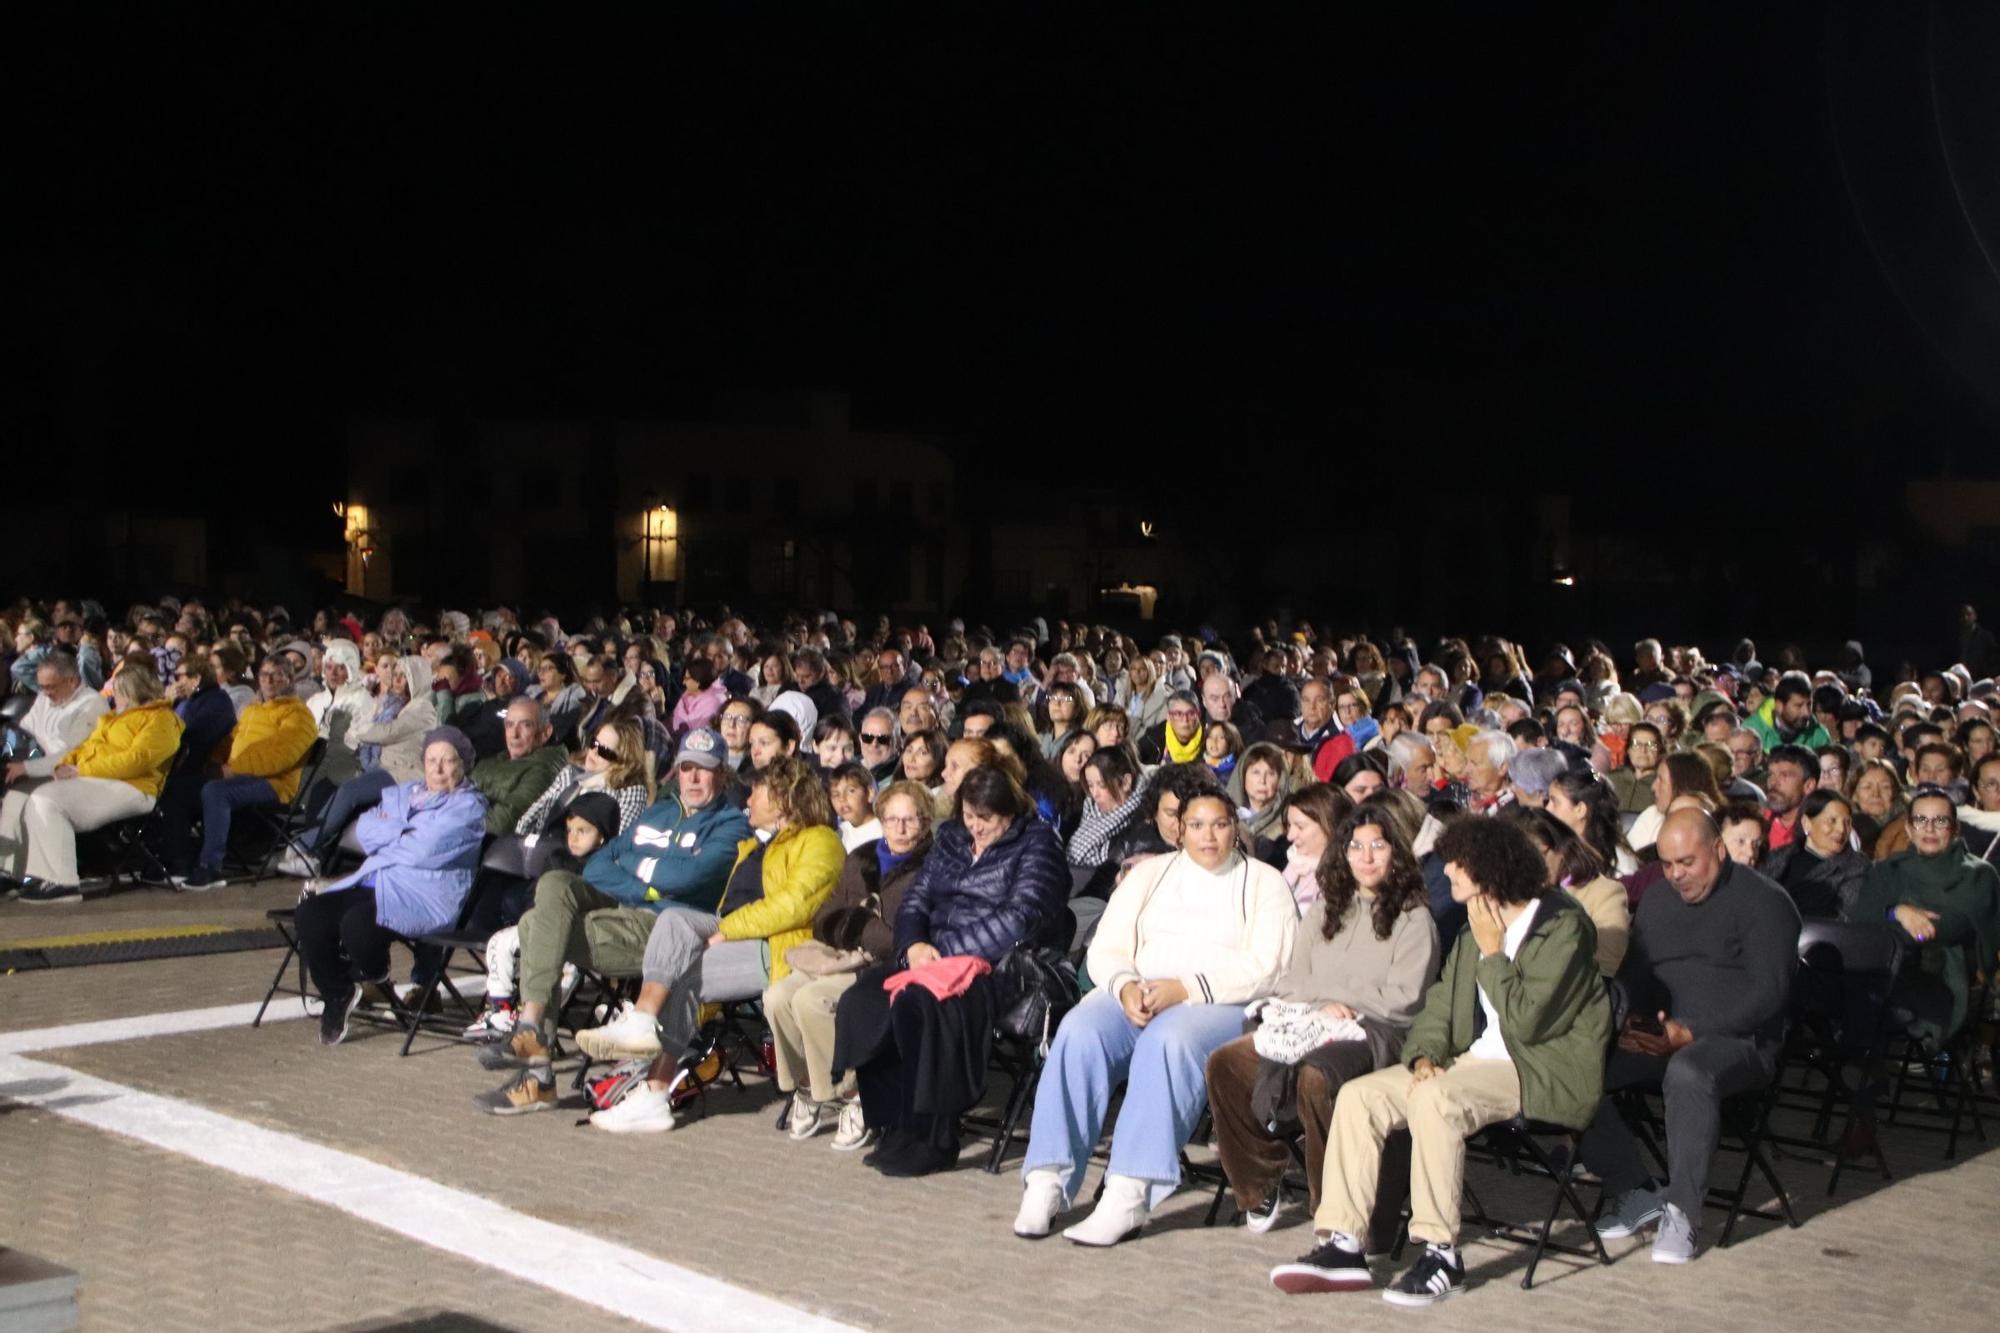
[1270,818,1609,1307]
[470,697,567,834]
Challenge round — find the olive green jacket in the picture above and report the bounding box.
[1403,892,1612,1130]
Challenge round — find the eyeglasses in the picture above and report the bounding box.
[1629,741,1660,753]
[861,732,894,745]
[590,742,620,761]
[880,814,924,828]
[1908,814,1955,830]
[1166,708,1199,722]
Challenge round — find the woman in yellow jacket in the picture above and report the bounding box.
[576,755,845,1134]
[7,662,184,905]
[175,654,319,890]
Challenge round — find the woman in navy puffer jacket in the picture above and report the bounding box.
[834,766,1068,1177]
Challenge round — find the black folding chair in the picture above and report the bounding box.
[973,1034,1051,1173]
[240,738,330,880]
[1769,919,1903,1191]
[1613,1076,1800,1247]
[396,834,552,1055]
[1460,1118,1611,1288]
[252,905,309,1026]
[1884,979,1991,1161]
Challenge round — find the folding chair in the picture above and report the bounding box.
[252,905,309,1026]
[240,738,330,880]
[1459,1117,1611,1288]
[973,1033,1049,1173]
[1884,979,1991,1161]
[1613,1076,1800,1247]
[1769,919,1903,1191]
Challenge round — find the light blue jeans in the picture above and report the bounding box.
[1022,994,1245,1208]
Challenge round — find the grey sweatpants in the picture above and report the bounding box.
[641,906,771,1056]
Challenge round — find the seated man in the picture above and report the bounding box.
[469,696,568,835]
[0,654,110,879]
[172,656,319,890]
[1270,816,1608,1306]
[1583,808,1801,1263]
[473,727,749,1114]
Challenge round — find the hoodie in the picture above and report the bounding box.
[309,640,375,784]
[347,654,438,784]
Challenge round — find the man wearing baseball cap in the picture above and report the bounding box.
[475,726,748,1114]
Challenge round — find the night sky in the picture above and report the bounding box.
[18,6,2000,590]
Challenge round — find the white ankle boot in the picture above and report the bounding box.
[1014,1167,1067,1238]
[1062,1173,1150,1246]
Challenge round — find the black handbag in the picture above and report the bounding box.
[993,945,1079,1052]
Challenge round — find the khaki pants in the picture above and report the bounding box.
[764,970,859,1102]
[515,870,658,1010]
[1317,1057,1521,1247]
[0,779,51,877]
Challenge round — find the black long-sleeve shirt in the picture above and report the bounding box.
[1616,861,1802,1048]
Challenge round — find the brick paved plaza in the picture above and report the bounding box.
[3,881,1995,1332]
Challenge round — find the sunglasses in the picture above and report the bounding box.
[861,732,894,745]
[590,742,620,761]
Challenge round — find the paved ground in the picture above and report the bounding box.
[4,880,1999,1331]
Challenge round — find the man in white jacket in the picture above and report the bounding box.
[2,655,110,886]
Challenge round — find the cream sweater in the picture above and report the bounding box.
[1088,849,1297,1007]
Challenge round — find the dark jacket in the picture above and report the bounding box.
[805,679,849,723]
[1759,842,1868,921]
[813,838,932,961]
[894,815,1067,964]
[173,683,238,776]
[1243,674,1300,725]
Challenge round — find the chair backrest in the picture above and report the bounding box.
[480,834,531,876]
[1797,918,1902,978]
[285,738,330,811]
[0,693,34,726]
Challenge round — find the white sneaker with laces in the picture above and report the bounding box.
[276,847,319,878]
[576,1003,662,1061]
[589,1082,676,1134]
[1014,1167,1066,1238]
[786,1090,832,1140]
[831,1098,876,1152]
[462,1006,517,1041]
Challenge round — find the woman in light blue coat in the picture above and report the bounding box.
[296,726,489,1046]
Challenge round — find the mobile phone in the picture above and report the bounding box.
[1628,1012,1663,1036]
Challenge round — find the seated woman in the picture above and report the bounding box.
[894,726,946,795]
[670,656,727,741]
[1204,804,1440,1238]
[5,663,183,904]
[1853,786,2000,1051]
[1627,752,1720,854]
[716,695,763,776]
[750,709,804,773]
[308,654,436,866]
[1039,681,1087,761]
[1547,767,1640,876]
[1277,784,1351,913]
[1760,788,1869,919]
[513,718,652,840]
[1847,757,1910,860]
[813,716,861,771]
[530,653,585,750]
[1504,806,1631,976]
[297,728,489,1045]
[769,780,936,1150]
[833,766,1068,1176]
[579,756,845,1131]
[1230,741,1300,867]
[1014,792,1296,1244]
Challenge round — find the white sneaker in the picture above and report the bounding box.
[575,1003,662,1061]
[1014,1167,1067,1238]
[462,1006,517,1041]
[276,847,319,878]
[1062,1173,1150,1247]
[589,1082,676,1134]
[786,1090,833,1141]
[831,1098,876,1152]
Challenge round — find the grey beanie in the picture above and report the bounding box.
[423,725,477,777]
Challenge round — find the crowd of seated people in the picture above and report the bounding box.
[4,593,2000,1302]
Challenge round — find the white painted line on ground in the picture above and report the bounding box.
[0,1000,306,1054]
[0,1007,856,1333]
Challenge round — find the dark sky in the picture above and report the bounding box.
[19,5,2000,514]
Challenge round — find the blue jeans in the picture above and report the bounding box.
[196,776,279,870]
[311,769,398,858]
[1023,995,1245,1207]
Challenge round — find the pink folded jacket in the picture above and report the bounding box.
[884,955,994,1003]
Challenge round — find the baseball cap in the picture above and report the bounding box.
[674,727,724,769]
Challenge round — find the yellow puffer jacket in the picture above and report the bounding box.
[227,695,319,803]
[716,822,846,983]
[62,700,185,800]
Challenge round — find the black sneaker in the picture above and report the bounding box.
[1270,1238,1373,1294]
[1381,1245,1466,1307]
[319,988,363,1046]
[17,879,83,905]
[0,875,24,900]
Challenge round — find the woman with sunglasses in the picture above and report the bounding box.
[513,718,654,840]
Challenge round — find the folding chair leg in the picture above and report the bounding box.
[985,1061,1041,1174]
[1205,1177,1231,1227]
[398,950,456,1057]
[254,937,305,1027]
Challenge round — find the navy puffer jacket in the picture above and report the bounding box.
[894,815,1068,964]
